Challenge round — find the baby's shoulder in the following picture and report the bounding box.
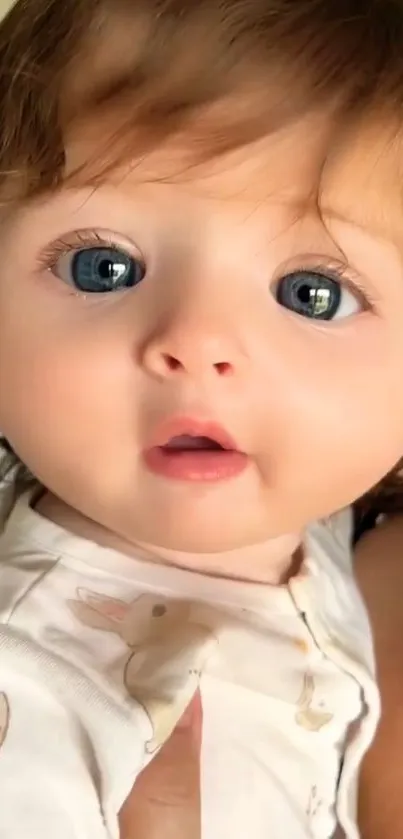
[0,488,69,627]
[323,507,354,546]
[308,507,354,565]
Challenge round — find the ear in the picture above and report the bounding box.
[0,692,9,748]
[68,589,129,632]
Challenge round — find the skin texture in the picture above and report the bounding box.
[2,107,403,834]
[2,111,403,582]
[119,693,202,839]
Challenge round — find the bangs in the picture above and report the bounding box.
[1,0,403,198]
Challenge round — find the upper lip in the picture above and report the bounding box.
[146,416,239,451]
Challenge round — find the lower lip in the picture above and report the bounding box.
[143,447,249,482]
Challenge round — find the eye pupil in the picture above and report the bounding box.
[71,247,145,293]
[100,259,114,279]
[276,271,341,321]
[297,284,310,305]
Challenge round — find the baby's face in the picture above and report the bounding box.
[1,109,403,554]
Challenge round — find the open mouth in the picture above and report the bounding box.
[143,422,248,482]
[162,435,230,453]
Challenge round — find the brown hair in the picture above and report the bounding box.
[1,0,403,520]
[1,0,403,196]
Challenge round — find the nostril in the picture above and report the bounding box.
[214,361,233,376]
[159,354,233,375]
[163,353,182,371]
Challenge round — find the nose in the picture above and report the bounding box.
[138,300,247,381]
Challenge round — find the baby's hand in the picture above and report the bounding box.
[119,692,202,839]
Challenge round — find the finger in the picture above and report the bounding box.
[119,691,202,839]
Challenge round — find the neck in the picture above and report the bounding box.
[135,538,303,585]
[35,491,303,586]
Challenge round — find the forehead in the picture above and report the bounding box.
[64,107,403,235]
[320,114,403,242]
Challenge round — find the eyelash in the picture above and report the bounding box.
[35,229,378,309]
[287,262,377,309]
[35,229,121,274]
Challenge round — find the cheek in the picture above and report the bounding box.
[270,319,403,506]
[0,306,136,486]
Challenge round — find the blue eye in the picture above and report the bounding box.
[65,247,145,293]
[276,270,359,321]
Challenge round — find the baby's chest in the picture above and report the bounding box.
[198,662,361,839]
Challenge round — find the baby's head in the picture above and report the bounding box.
[1,0,403,564]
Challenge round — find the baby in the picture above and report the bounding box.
[0,0,403,837]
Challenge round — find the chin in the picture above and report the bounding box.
[141,524,241,554]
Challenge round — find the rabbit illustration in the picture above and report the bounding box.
[68,590,217,752]
[0,692,9,749]
[295,672,333,731]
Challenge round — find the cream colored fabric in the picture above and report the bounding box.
[0,493,379,839]
[0,0,18,23]
[0,449,19,533]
